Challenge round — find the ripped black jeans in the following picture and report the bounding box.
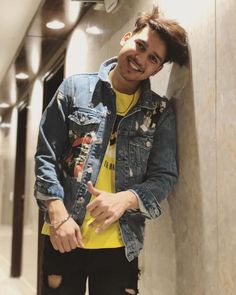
[42,236,139,295]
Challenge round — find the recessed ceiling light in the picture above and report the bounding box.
[15,72,29,80]
[0,103,10,108]
[86,26,103,35]
[46,20,65,30]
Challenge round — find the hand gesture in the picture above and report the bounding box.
[86,181,138,233]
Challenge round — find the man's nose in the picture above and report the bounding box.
[135,54,146,67]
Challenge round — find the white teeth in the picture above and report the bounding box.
[130,62,139,71]
[129,59,141,72]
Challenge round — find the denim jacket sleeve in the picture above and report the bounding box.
[130,102,178,219]
[34,78,71,210]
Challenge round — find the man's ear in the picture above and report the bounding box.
[151,64,164,76]
[120,32,132,46]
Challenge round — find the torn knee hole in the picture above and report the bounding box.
[48,275,62,289]
[125,288,136,295]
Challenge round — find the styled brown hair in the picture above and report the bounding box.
[133,6,189,66]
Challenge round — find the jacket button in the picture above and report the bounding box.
[77,197,84,204]
[145,141,152,148]
[95,138,103,144]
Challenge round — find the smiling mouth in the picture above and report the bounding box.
[128,57,143,73]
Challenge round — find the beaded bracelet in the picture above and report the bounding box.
[44,212,71,229]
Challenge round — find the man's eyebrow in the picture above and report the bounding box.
[137,39,163,63]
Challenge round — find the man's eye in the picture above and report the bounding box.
[136,41,145,51]
[150,55,158,64]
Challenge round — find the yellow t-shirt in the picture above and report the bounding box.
[42,87,141,249]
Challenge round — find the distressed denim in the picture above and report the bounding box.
[42,236,139,295]
[34,57,178,261]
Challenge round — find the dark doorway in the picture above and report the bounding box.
[11,103,28,277]
[42,64,65,112]
[37,61,64,295]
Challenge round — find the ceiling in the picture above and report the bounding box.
[0,0,92,120]
[0,0,43,85]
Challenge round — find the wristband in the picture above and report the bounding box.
[44,212,71,229]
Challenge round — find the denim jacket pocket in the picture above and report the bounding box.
[62,107,102,180]
[68,107,102,134]
[129,133,154,182]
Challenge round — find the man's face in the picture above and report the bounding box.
[116,26,167,83]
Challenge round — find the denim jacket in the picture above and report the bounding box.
[34,57,178,261]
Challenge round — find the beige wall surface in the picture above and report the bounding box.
[24,79,43,230]
[0,108,18,225]
[20,79,44,288]
[0,0,236,294]
[217,0,236,294]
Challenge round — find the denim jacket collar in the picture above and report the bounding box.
[98,57,116,84]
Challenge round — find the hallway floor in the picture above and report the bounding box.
[0,225,37,295]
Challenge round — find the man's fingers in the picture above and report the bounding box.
[52,236,66,253]
[87,181,101,196]
[89,205,107,218]
[61,237,73,252]
[49,218,84,252]
[68,233,80,250]
[89,211,108,226]
[95,217,114,233]
[50,236,58,251]
[75,228,84,248]
[52,234,78,252]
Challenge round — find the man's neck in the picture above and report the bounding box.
[109,66,140,95]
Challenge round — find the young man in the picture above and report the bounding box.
[34,6,188,295]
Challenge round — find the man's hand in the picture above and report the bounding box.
[86,181,139,233]
[46,199,84,253]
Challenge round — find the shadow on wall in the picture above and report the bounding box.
[167,50,205,294]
